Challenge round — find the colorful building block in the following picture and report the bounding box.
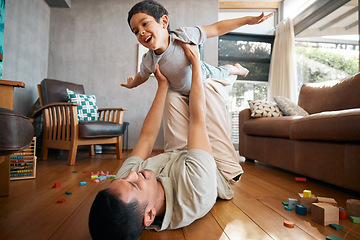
[92,179,100,183]
[296,204,307,215]
[339,208,346,220]
[282,201,288,206]
[330,224,344,230]
[79,181,87,186]
[326,235,344,240]
[295,177,306,183]
[97,175,107,181]
[283,220,294,228]
[318,197,337,206]
[288,198,298,209]
[57,199,66,203]
[52,181,61,188]
[346,199,360,218]
[298,193,317,213]
[72,171,77,173]
[349,216,360,224]
[65,191,72,195]
[303,190,311,198]
[91,175,98,180]
[284,206,292,211]
[312,203,339,226]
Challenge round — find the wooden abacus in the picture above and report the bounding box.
[10,137,36,180]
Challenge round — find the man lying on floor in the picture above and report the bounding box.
[88,42,243,240]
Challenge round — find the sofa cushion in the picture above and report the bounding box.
[289,108,360,141]
[66,89,99,122]
[243,116,302,138]
[248,100,283,117]
[79,121,125,138]
[298,73,360,114]
[274,96,308,116]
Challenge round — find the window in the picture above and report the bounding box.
[218,33,274,145]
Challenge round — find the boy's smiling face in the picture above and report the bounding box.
[130,12,169,54]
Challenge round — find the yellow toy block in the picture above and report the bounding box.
[303,190,312,198]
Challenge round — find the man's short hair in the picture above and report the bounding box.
[88,188,147,240]
[128,0,170,32]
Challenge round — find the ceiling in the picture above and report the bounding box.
[219,0,359,44]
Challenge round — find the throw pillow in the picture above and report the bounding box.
[66,88,99,121]
[248,100,283,118]
[274,96,309,116]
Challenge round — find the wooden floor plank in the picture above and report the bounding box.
[210,199,272,240]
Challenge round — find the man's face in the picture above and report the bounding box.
[129,12,169,53]
[108,169,158,206]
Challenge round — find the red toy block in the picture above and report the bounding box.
[57,199,66,203]
[295,177,307,183]
[283,220,294,228]
[52,181,61,188]
[339,208,346,220]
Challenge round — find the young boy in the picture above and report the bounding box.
[122,0,273,95]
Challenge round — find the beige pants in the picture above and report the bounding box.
[163,76,243,182]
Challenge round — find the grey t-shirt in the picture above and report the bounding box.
[139,26,207,95]
[115,149,233,231]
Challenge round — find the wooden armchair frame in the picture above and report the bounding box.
[34,84,126,166]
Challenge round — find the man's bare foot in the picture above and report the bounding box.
[234,63,249,77]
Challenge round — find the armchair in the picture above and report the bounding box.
[34,79,126,166]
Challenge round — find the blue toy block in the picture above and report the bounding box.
[288,198,298,209]
[296,204,307,215]
[330,224,344,230]
[79,181,87,186]
[326,235,344,240]
[284,206,292,211]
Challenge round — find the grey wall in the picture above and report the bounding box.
[3,0,50,115]
[47,0,218,149]
[4,0,218,149]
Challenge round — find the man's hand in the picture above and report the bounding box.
[176,40,200,64]
[120,77,135,89]
[154,64,169,89]
[247,12,273,25]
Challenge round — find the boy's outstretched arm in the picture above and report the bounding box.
[203,12,273,38]
[121,72,149,89]
[131,65,169,159]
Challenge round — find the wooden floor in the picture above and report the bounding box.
[1,149,360,240]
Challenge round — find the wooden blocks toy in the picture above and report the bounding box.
[296,204,307,215]
[298,193,317,212]
[312,203,339,226]
[318,197,337,206]
[295,177,306,182]
[339,208,346,220]
[303,190,311,198]
[52,181,61,188]
[283,220,294,228]
[349,216,360,224]
[330,223,344,230]
[346,199,360,217]
[288,198,298,209]
[79,181,87,186]
[326,235,344,240]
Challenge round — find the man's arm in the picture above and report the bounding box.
[121,72,149,89]
[177,41,212,154]
[203,12,273,38]
[131,65,169,159]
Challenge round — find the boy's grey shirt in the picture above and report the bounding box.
[139,26,207,95]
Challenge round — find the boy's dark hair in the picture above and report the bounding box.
[128,0,170,32]
[88,188,147,240]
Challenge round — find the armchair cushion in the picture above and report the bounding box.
[79,121,125,138]
[66,89,99,121]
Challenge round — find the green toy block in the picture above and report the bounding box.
[326,235,344,240]
[282,201,288,206]
[284,206,292,211]
[65,191,72,195]
[330,224,343,230]
[349,216,360,224]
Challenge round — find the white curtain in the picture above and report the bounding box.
[268,18,298,103]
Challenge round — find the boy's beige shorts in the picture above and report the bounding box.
[163,76,244,182]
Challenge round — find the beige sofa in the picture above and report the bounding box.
[239,73,360,192]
